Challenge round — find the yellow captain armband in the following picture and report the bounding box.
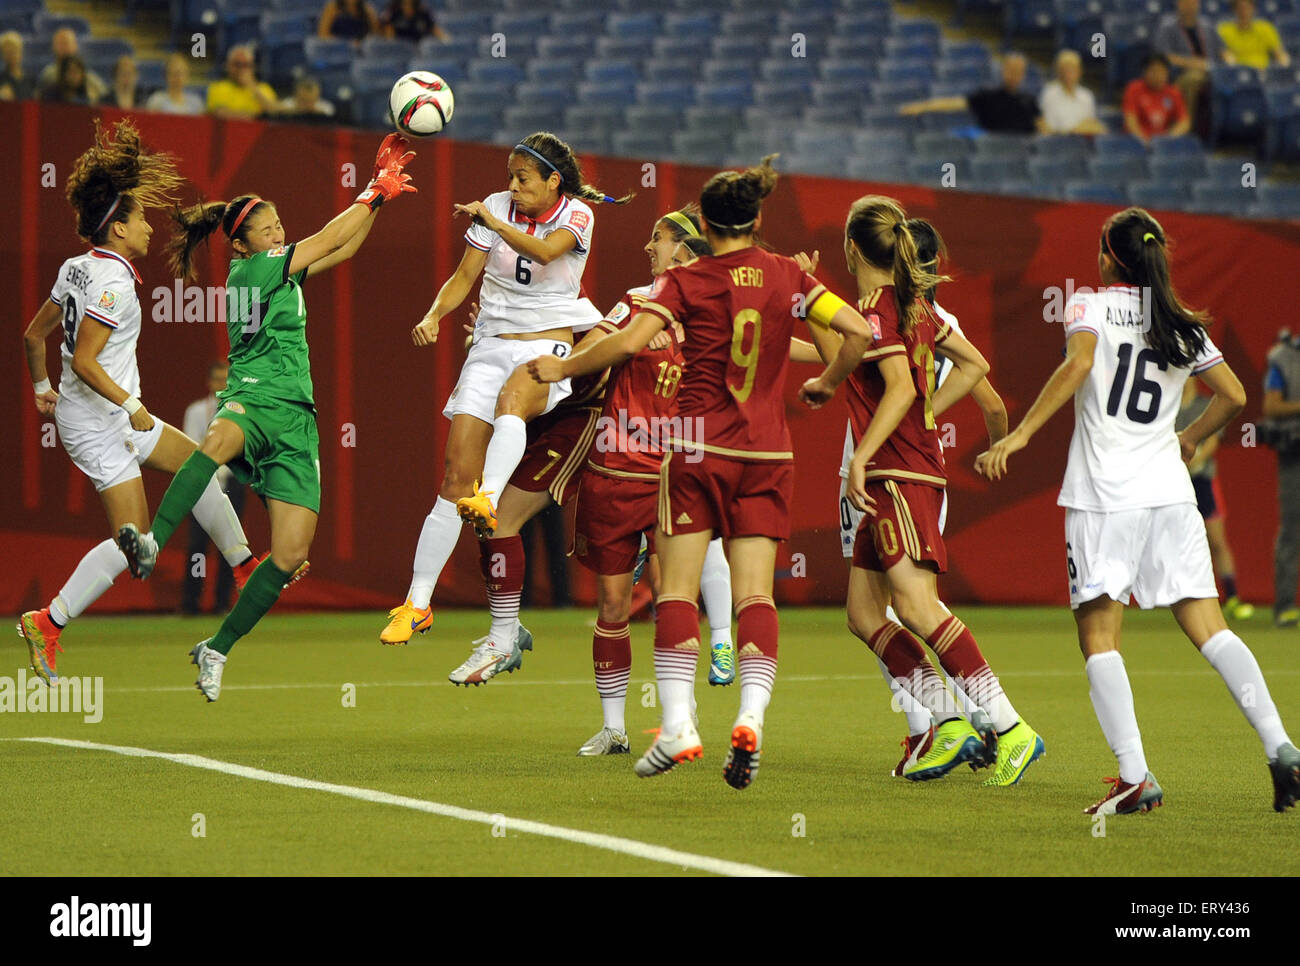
[806,289,849,329]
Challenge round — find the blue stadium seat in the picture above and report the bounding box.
[1064,181,1129,204]
[1205,156,1257,182]
[777,10,834,38]
[799,128,856,162]
[443,116,498,145]
[577,81,636,108]
[892,18,941,43]
[684,105,745,135]
[1257,182,1300,207]
[418,37,477,64]
[827,36,884,60]
[513,81,570,107]
[653,35,709,61]
[537,36,596,60]
[759,60,817,85]
[607,11,660,39]
[840,0,892,13]
[1266,64,1300,86]
[595,36,655,61]
[884,37,937,60]
[449,80,511,117]
[835,13,888,36]
[972,134,1033,160]
[783,152,851,178]
[1251,198,1300,220]
[847,157,910,185]
[265,0,320,14]
[713,37,766,62]
[502,104,564,134]
[1149,136,1206,158]
[549,10,604,35]
[437,11,492,37]
[210,0,263,55]
[79,37,134,68]
[491,11,548,36]
[1148,155,1208,182]
[0,10,35,33]
[809,79,865,106]
[971,156,1030,183]
[1210,65,1268,145]
[611,130,668,159]
[1127,181,1191,210]
[1003,0,1056,39]
[477,35,536,60]
[1033,134,1093,160]
[767,34,827,60]
[752,80,810,114]
[819,61,875,87]
[1056,0,1108,54]
[871,80,929,104]
[585,61,639,86]
[915,132,974,159]
[1102,13,1155,93]
[468,59,525,86]
[702,62,756,85]
[860,104,913,131]
[31,12,90,37]
[1278,13,1300,47]
[695,82,753,109]
[905,156,957,186]
[879,60,933,85]
[733,126,798,159]
[305,36,352,71]
[1088,156,1149,183]
[803,103,862,126]
[526,60,582,85]
[1029,156,1088,183]
[851,129,911,160]
[259,14,310,83]
[643,58,700,83]
[664,11,717,38]
[135,58,165,93]
[563,104,623,135]
[636,80,696,106]
[720,12,772,35]
[625,105,683,136]
[1265,84,1300,159]
[1092,133,1147,158]
[672,130,732,165]
[935,63,987,89]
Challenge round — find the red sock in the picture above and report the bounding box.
[653,596,700,731]
[926,616,1013,730]
[736,596,778,717]
[869,621,951,720]
[480,535,524,643]
[593,619,632,700]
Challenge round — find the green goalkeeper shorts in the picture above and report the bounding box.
[215,395,321,513]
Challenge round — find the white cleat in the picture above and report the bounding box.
[448,635,523,687]
[633,720,703,777]
[723,711,763,790]
[577,727,631,757]
[117,523,158,579]
[190,639,226,702]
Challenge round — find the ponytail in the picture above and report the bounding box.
[1102,208,1209,368]
[167,194,270,280]
[845,196,948,335]
[513,131,634,206]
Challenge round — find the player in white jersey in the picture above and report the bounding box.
[978,207,1300,814]
[384,132,632,643]
[18,120,257,683]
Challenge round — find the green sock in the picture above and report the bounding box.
[209,557,291,655]
[152,451,218,549]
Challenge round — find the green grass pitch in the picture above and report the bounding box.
[4,606,1298,876]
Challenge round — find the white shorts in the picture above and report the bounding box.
[838,422,947,557]
[55,394,164,492]
[443,335,573,424]
[1064,504,1217,610]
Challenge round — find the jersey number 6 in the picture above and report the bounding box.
[515,256,532,285]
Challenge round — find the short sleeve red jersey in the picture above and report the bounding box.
[588,284,686,478]
[845,287,950,488]
[642,247,831,462]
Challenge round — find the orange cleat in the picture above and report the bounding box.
[234,553,310,594]
[380,599,433,645]
[455,481,498,539]
[19,608,64,684]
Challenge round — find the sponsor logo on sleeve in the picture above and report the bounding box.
[1067,301,1087,326]
[267,246,289,258]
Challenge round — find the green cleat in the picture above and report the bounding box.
[903,716,982,781]
[967,709,998,771]
[1275,608,1299,628]
[1269,742,1300,812]
[1223,597,1255,620]
[982,720,1045,786]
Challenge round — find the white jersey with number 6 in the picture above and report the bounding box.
[464,190,602,338]
[49,247,144,415]
[1058,285,1223,513]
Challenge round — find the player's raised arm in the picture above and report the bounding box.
[23,299,64,416]
[411,243,488,346]
[529,308,664,383]
[931,328,991,417]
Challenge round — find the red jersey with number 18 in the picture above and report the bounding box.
[845,286,950,488]
[641,247,836,462]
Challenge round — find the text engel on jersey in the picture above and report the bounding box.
[151,279,263,333]
[1043,279,1152,332]
[593,409,706,463]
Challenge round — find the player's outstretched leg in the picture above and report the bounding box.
[120,450,223,578]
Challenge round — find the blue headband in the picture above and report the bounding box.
[514,143,559,178]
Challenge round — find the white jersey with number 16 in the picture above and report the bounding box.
[1058,285,1223,513]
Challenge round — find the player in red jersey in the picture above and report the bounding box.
[530,157,875,788]
[824,196,1043,786]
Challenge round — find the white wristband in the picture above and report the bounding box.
[121,396,143,415]
[33,378,51,395]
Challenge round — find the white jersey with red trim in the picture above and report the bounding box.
[1058,285,1223,512]
[49,247,144,414]
[464,190,601,337]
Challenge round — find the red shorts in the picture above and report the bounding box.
[511,405,600,507]
[851,478,947,573]
[659,452,792,541]
[572,466,658,574]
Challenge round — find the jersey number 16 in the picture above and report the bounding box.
[1106,343,1166,425]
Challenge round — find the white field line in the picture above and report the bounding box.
[11,737,794,878]
[102,667,1299,695]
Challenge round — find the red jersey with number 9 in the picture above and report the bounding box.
[845,286,950,488]
[642,247,832,462]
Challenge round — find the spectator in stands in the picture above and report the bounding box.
[107,55,142,110]
[206,45,278,119]
[1123,53,1191,144]
[145,53,204,115]
[319,0,380,43]
[36,28,106,102]
[41,55,97,105]
[900,52,1046,134]
[1218,0,1292,70]
[0,31,36,100]
[1039,49,1106,135]
[278,76,335,122]
[1155,0,1224,133]
[380,0,447,43]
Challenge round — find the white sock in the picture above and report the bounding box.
[878,655,933,736]
[1201,630,1290,759]
[50,539,128,625]
[700,538,732,645]
[738,653,776,721]
[655,651,698,736]
[191,475,253,567]
[407,498,463,610]
[480,415,528,511]
[1086,651,1149,784]
[945,673,981,720]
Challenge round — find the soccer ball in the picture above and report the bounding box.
[389,71,454,137]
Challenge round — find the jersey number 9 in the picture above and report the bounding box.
[728,309,762,403]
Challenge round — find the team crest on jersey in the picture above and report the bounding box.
[97,290,119,312]
[865,312,883,340]
[568,210,590,231]
[268,246,289,258]
[223,401,246,415]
